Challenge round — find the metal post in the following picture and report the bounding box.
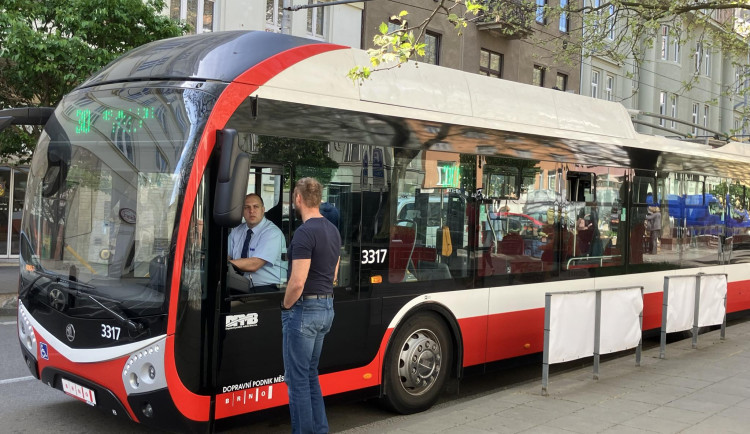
[542,293,551,396]
[636,287,643,366]
[660,277,669,359]
[593,290,602,380]
[721,273,727,340]
[281,0,292,34]
[692,274,701,349]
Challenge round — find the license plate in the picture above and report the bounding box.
[62,378,97,406]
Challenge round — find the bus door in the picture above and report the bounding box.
[215,164,289,397]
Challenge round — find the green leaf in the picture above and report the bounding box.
[379,22,388,35]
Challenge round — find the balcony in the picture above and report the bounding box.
[476,0,535,40]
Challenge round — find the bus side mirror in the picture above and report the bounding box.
[42,141,71,197]
[213,129,250,227]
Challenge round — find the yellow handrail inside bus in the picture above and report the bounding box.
[65,245,97,274]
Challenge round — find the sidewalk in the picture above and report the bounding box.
[344,320,750,433]
[0,261,19,316]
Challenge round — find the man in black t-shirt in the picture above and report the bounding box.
[281,177,341,434]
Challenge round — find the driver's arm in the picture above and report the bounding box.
[229,257,266,272]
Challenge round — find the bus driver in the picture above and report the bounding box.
[228,193,286,293]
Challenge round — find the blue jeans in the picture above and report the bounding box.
[281,298,334,434]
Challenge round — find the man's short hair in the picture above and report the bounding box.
[295,177,323,208]
[245,193,264,207]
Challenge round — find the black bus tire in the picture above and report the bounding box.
[381,312,453,414]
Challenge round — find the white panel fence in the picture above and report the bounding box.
[660,273,727,358]
[542,286,644,396]
[542,273,729,396]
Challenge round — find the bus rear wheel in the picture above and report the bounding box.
[382,312,453,414]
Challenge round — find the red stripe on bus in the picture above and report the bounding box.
[165,43,347,422]
[214,276,750,419]
[215,328,392,419]
[33,334,137,420]
[234,43,347,85]
[727,279,750,313]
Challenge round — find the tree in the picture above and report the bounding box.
[0,0,189,162]
[254,136,340,187]
[349,1,750,125]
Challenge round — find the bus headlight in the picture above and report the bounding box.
[18,305,37,357]
[122,337,167,395]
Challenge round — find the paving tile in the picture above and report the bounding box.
[679,414,747,434]
[646,405,709,425]
[596,397,655,415]
[466,413,540,433]
[570,405,642,425]
[619,414,691,434]
[538,413,615,433]
[600,424,658,434]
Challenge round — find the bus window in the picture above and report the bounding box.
[563,167,626,271]
[387,151,471,283]
[478,160,550,279]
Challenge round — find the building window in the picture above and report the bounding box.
[692,103,699,135]
[559,0,569,32]
[421,31,440,65]
[307,0,325,38]
[703,105,709,131]
[704,49,711,77]
[695,43,703,74]
[605,75,614,101]
[556,73,568,91]
[171,0,214,34]
[591,70,599,98]
[266,0,282,32]
[670,95,678,128]
[536,0,547,24]
[606,5,615,39]
[480,49,502,78]
[661,26,669,60]
[672,35,681,63]
[659,91,667,127]
[533,65,545,87]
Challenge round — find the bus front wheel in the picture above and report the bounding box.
[382,312,453,414]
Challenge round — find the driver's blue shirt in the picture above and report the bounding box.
[228,217,286,286]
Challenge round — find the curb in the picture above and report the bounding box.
[0,293,17,317]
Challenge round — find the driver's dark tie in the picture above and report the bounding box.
[241,228,253,258]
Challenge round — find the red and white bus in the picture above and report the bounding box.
[16,30,750,432]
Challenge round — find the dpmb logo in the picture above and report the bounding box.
[225,313,258,330]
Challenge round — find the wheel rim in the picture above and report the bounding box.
[395,328,442,396]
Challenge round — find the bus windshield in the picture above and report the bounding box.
[20,85,216,318]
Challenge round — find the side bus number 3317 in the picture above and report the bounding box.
[101,324,121,340]
[361,248,387,264]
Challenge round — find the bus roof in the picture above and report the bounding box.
[75,31,750,181]
[78,31,323,90]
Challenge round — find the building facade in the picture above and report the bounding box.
[361,0,582,93]
[165,0,363,47]
[579,6,746,140]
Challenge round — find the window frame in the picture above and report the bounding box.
[559,0,569,32]
[306,0,326,39]
[422,31,441,65]
[670,94,678,128]
[591,70,600,98]
[479,48,503,78]
[536,0,547,24]
[533,65,545,87]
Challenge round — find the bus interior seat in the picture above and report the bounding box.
[499,233,524,255]
[389,223,416,282]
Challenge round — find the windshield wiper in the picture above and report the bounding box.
[34,269,144,334]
